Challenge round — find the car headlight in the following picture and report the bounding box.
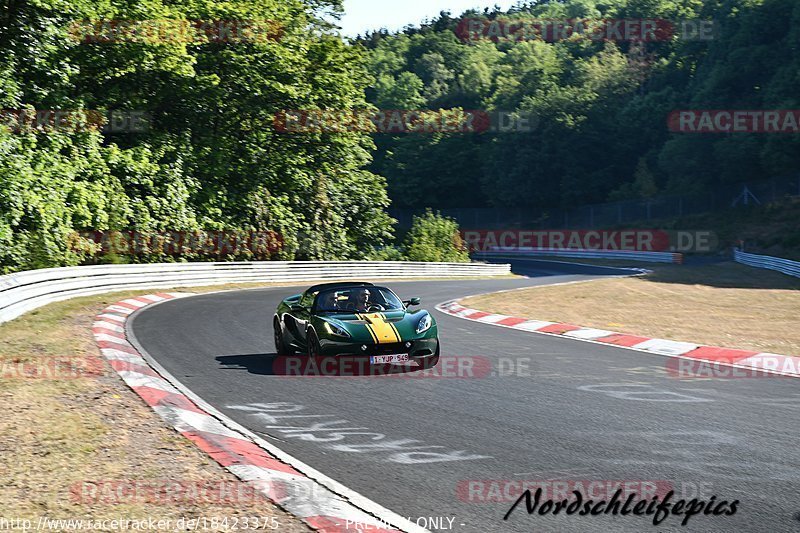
[416,313,432,334]
[324,321,350,338]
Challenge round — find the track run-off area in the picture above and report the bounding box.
[129,259,800,532]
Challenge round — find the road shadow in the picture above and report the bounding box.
[216,353,438,378]
[638,261,800,290]
[495,257,800,290]
[489,257,646,277]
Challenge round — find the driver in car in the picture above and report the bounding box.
[321,291,339,311]
[348,288,374,313]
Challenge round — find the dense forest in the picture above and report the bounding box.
[1,0,798,273]
[360,0,800,210]
[0,0,394,272]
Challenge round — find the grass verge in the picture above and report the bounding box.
[0,285,314,531]
[461,262,800,356]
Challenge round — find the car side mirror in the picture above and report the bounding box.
[405,297,421,307]
[290,303,305,312]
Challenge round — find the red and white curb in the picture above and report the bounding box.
[94,293,421,533]
[436,300,800,378]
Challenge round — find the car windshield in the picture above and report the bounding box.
[314,287,404,313]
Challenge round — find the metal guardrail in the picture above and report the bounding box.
[475,247,683,264]
[0,261,511,325]
[733,249,800,278]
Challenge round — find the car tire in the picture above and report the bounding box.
[274,318,291,356]
[306,330,321,358]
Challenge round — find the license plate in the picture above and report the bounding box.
[370,354,409,364]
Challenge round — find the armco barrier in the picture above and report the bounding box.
[475,247,683,264]
[734,249,800,278]
[0,261,510,325]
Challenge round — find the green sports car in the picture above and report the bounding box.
[273,282,440,368]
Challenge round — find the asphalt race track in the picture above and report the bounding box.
[130,260,800,532]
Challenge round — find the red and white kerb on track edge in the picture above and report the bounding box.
[92,293,413,533]
[435,300,800,379]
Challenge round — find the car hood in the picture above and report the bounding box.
[321,309,408,323]
[319,310,432,342]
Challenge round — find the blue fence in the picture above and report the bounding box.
[475,248,683,264]
[733,249,800,279]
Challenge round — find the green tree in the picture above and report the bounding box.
[0,0,398,272]
[360,0,800,213]
[404,210,470,262]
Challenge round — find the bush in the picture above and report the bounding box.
[365,245,408,261]
[404,210,470,263]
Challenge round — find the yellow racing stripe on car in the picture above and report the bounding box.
[357,313,380,343]
[387,319,402,342]
[360,312,400,344]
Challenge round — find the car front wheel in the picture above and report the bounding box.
[274,318,290,356]
[306,330,321,358]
